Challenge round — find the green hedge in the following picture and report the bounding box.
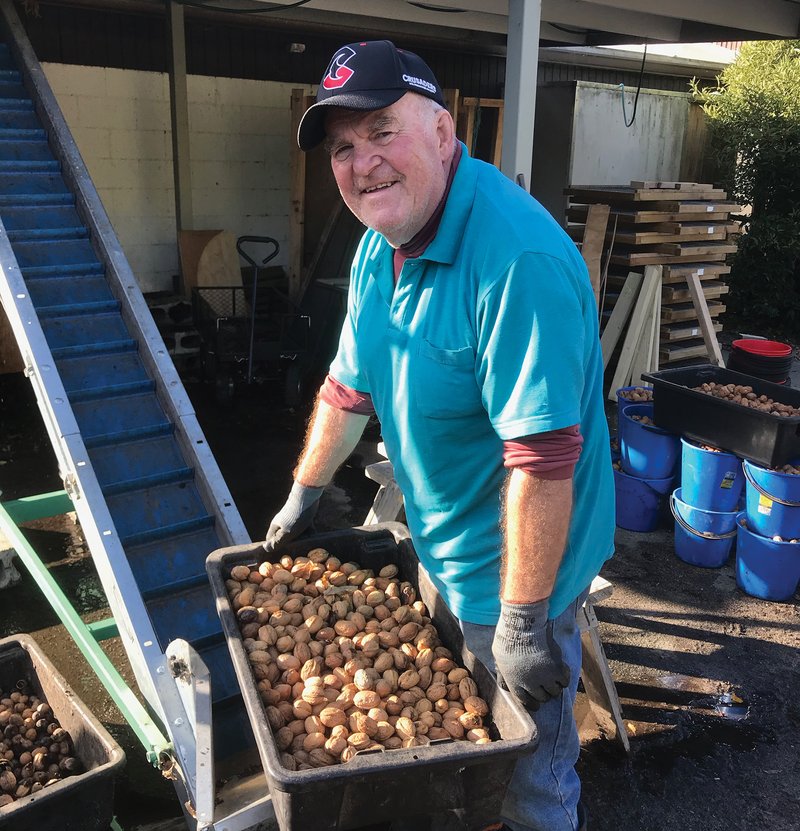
[693,41,800,337]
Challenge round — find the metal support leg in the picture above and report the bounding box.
[578,600,630,753]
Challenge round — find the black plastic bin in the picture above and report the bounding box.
[0,634,125,831]
[642,364,800,467]
[206,523,537,831]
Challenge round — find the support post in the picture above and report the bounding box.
[288,89,308,305]
[501,0,541,191]
[166,0,193,238]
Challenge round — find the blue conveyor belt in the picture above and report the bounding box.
[0,36,253,762]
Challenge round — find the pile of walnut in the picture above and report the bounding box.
[227,549,492,771]
[629,414,655,426]
[618,386,653,403]
[0,689,82,807]
[692,383,800,417]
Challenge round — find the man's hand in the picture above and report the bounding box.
[491,598,570,711]
[264,481,324,552]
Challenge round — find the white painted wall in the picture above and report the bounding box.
[532,80,691,224]
[570,82,689,186]
[42,63,310,294]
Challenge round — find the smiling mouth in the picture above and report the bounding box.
[363,182,396,194]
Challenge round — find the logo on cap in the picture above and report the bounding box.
[323,46,356,91]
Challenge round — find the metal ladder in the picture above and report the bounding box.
[0,1,275,826]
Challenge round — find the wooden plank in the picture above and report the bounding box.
[461,96,504,108]
[654,241,737,257]
[491,103,504,169]
[659,339,714,362]
[611,248,732,266]
[660,321,723,342]
[660,300,725,322]
[661,262,731,283]
[608,265,729,287]
[607,266,660,399]
[600,271,643,369]
[661,280,729,303]
[579,604,631,754]
[567,205,737,225]
[460,104,476,155]
[629,266,661,386]
[651,270,661,373]
[288,88,310,304]
[687,271,725,366]
[580,204,610,307]
[566,186,727,204]
[629,180,715,191]
[613,228,730,246]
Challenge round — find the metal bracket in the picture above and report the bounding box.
[62,471,80,502]
[165,638,215,830]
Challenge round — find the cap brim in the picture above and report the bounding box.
[297,89,407,151]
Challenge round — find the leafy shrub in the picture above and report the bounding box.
[693,41,800,336]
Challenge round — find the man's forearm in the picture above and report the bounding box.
[501,468,573,603]
[294,395,370,487]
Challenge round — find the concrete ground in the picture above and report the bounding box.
[1,350,799,830]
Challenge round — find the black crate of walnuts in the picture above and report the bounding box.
[206,522,537,831]
[0,634,125,831]
[643,364,800,467]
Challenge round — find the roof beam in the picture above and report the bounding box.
[542,0,682,42]
[250,0,508,34]
[578,0,800,38]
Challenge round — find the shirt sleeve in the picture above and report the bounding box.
[319,374,376,415]
[475,250,589,440]
[503,424,583,480]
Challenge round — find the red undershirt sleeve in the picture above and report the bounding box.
[319,374,376,416]
[503,424,583,480]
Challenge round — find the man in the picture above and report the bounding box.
[265,40,615,831]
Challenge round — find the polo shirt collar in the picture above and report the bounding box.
[417,141,477,266]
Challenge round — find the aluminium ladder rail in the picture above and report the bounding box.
[0,2,274,827]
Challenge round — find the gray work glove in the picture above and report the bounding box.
[491,598,570,711]
[263,481,324,552]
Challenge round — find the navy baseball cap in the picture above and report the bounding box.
[298,40,445,151]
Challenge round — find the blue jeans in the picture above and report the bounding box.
[460,589,589,831]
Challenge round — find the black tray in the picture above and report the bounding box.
[0,635,125,831]
[642,364,800,467]
[206,523,537,831]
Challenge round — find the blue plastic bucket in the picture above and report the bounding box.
[670,487,737,568]
[614,467,674,532]
[619,403,680,479]
[680,439,744,512]
[742,459,800,539]
[735,514,800,601]
[616,385,653,410]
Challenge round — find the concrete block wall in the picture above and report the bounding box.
[42,63,311,293]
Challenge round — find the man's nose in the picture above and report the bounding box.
[351,142,380,176]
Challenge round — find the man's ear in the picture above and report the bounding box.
[435,109,456,160]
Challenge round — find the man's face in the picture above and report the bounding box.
[324,94,454,247]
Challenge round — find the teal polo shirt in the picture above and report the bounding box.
[330,146,615,624]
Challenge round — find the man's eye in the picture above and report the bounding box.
[332,145,353,162]
[375,131,394,143]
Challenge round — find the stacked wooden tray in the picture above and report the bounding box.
[566,181,739,366]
